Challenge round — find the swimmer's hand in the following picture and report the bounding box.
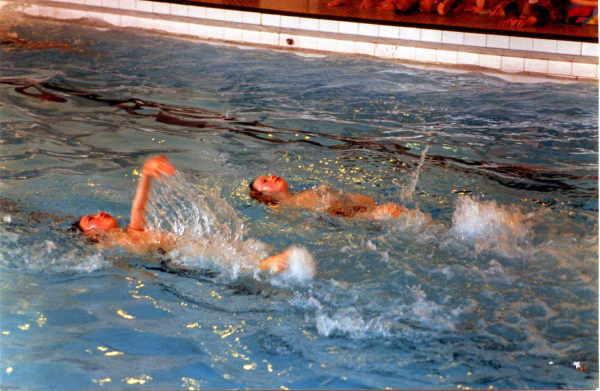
[142,155,177,179]
[259,248,293,273]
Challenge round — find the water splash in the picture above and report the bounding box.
[146,174,314,283]
[398,142,430,205]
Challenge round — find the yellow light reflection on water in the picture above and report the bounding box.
[116,310,135,319]
[123,375,152,385]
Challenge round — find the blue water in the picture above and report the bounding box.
[1,17,598,390]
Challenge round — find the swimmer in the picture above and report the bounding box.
[73,156,301,273]
[249,174,406,220]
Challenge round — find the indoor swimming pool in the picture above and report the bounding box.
[0,18,598,390]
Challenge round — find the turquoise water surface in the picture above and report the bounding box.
[0,17,598,390]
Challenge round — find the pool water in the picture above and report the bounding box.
[1,16,598,390]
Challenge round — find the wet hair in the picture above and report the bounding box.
[68,219,84,234]
[249,181,279,206]
[67,217,100,243]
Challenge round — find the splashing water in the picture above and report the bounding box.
[399,143,430,205]
[146,174,315,283]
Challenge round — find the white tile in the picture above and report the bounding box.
[375,44,396,58]
[23,4,40,15]
[189,6,207,19]
[501,56,524,72]
[316,38,337,52]
[421,29,442,43]
[154,18,172,32]
[280,35,299,47]
[243,12,261,25]
[171,4,189,17]
[487,34,509,49]
[39,6,56,18]
[437,50,458,64]
[224,27,243,41]
[205,25,225,40]
[442,31,464,45]
[102,0,119,8]
[532,38,556,53]
[136,0,153,13]
[281,15,300,29]
[582,42,598,57]
[479,54,501,69]
[299,17,319,31]
[457,51,479,66]
[355,41,376,56]
[547,60,572,76]
[557,41,581,55]
[137,17,155,30]
[509,36,533,51]
[172,21,189,35]
[86,0,103,6]
[53,8,74,19]
[399,27,420,41]
[119,0,136,11]
[396,45,416,61]
[260,31,279,46]
[336,39,356,53]
[120,15,139,28]
[415,47,436,62]
[339,21,359,35]
[224,10,244,23]
[102,13,120,25]
[262,14,280,27]
[242,29,261,43]
[153,1,170,15]
[358,23,379,37]
[206,7,225,21]
[379,25,400,39]
[464,32,486,47]
[524,58,548,74]
[319,19,339,33]
[572,62,596,78]
[296,35,318,50]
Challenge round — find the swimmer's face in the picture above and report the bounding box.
[252,175,289,194]
[78,212,119,234]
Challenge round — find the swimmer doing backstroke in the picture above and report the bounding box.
[72,156,306,274]
[250,174,407,220]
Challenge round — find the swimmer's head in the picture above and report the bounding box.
[249,175,290,205]
[74,212,119,236]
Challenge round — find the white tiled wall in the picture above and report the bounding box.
[6,0,597,81]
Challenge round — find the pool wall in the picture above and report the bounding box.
[2,0,598,81]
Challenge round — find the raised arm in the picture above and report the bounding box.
[128,156,176,232]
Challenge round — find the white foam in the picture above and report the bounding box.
[451,197,531,242]
[279,246,316,283]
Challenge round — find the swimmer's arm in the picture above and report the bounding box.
[129,156,176,232]
[259,248,293,273]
